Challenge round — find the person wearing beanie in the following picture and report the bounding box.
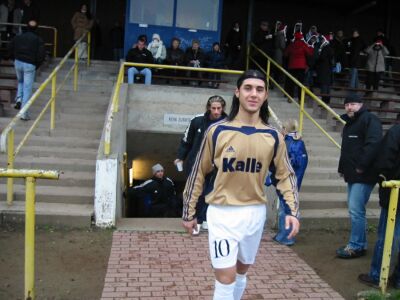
[224,21,242,69]
[147,33,166,64]
[8,19,45,121]
[364,39,389,93]
[128,163,178,217]
[182,70,299,299]
[336,93,382,259]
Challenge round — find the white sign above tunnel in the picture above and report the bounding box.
[163,113,195,126]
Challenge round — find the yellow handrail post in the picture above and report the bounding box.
[379,180,400,295]
[266,60,271,90]
[299,87,305,135]
[74,47,78,92]
[25,176,36,300]
[6,129,14,205]
[53,28,57,57]
[246,44,250,71]
[50,75,56,130]
[87,31,91,67]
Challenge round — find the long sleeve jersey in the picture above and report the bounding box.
[182,118,299,221]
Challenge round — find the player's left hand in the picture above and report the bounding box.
[285,215,300,239]
[182,219,198,236]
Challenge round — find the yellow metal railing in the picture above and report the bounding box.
[0,168,59,300]
[0,32,91,205]
[247,43,345,149]
[0,22,58,57]
[379,180,400,295]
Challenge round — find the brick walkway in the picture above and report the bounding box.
[101,231,344,300]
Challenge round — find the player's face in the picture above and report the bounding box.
[209,102,223,120]
[235,78,268,114]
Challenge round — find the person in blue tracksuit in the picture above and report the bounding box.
[269,119,308,245]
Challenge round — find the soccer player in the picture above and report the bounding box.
[182,69,300,299]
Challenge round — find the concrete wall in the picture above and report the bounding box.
[94,84,128,227]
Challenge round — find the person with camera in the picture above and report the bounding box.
[364,39,389,93]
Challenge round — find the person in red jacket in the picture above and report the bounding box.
[284,32,313,102]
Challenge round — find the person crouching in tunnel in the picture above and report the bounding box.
[129,163,178,217]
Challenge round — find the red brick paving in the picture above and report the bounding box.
[101,231,344,300]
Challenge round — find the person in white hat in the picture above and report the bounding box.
[147,33,166,64]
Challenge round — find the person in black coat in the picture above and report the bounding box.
[315,35,334,104]
[21,0,39,25]
[174,96,227,233]
[129,164,177,217]
[125,37,153,85]
[110,21,124,61]
[253,21,274,68]
[224,21,242,69]
[205,42,225,87]
[185,39,205,84]
[347,29,366,88]
[165,37,185,79]
[336,94,382,259]
[358,124,400,288]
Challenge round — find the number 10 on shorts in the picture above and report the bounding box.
[213,239,230,258]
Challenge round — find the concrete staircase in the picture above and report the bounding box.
[0,59,118,226]
[267,90,380,229]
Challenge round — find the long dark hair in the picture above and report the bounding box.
[227,70,269,124]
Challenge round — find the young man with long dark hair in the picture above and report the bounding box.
[182,70,300,299]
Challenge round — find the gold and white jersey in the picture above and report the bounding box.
[183,117,299,221]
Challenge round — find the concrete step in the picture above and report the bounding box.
[300,192,379,209]
[0,183,94,204]
[0,201,93,227]
[300,208,380,229]
[18,145,98,160]
[5,135,100,149]
[0,156,96,172]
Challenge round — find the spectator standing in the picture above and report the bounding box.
[336,94,382,259]
[20,0,38,26]
[330,30,346,71]
[224,21,242,69]
[174,95,227,234]
[364,40,389,93]
[71,3,93,60]
[0,1,8,44]
[273,23,287,84]
[284,32,313,101]
[6,0,22,39]
[374,29,396,77]
[147,33,166,64]
[125,37,153,85]
[315,35,334,104]
[347,29,366,89]
[129,164,177,217]
[182,70,299,299]
[272,119,308,246]
[109,21,124,61]
[185,39,205,85]
[253,21,274,69]
[8,19,44,121]
[305,25,318,42]
[205,42,225,88]
[358,124,400,288]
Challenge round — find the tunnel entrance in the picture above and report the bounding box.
[125,130,188,218]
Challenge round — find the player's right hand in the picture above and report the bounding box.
[182,219,197,235]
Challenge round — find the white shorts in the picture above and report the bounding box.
[207,204,267,269]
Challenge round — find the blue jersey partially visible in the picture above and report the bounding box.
[284,133,308,189]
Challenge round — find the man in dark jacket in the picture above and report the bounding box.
[347,29,366,89]
[165,37,185,79]
[8,19,45,121]
[337,94,382,258]
[358,124,400,288]
[315,35,334,104]
[184,39,205,84]
[21,0,39,25]
[126,37,153,85]
[129,164,177,217]
[174,95,227,233]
